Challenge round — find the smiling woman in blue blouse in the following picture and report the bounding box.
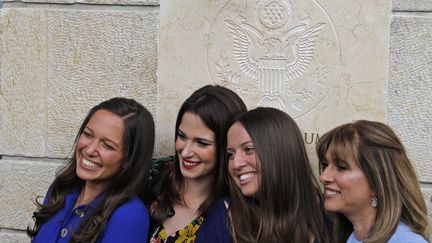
[317,120,429,243]
[27,97,155,243]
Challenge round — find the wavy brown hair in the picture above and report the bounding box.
[150,85,247,227]
[27,97,155,242]
[316,120,429,243]
[228,107,331,243]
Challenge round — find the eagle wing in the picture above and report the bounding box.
[286,23,325,80]
[225,20,259,79]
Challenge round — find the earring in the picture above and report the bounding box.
[371,196,378,208]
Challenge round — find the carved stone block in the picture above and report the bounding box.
[157,0,390,160]
[0,159,60,230]
[389,15,432,182]
[393,1,432,11]
[46,9,158,157]
[0,9,48,157]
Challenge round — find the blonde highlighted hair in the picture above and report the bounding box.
[316,120,429,243]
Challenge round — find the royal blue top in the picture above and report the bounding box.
[198,198,331,243]
[196,199,231,243]
[347,222,427,243]
[32,187,150,243]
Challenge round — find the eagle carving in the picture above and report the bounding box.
[225,19,325,109]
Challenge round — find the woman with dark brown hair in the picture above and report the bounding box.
[28,97,155,243]
[226,107,331,243]
[317,120,429,243]
[149,85,246,243]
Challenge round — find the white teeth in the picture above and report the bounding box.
[239,173,254,181]
[184,160,199,166]
[82,159,101,169]
[325,190,340,195]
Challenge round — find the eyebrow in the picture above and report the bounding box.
[178,128,215,144]
[241,141,253,146]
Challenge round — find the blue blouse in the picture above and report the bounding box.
[32,188,150,243]
[347,222,427,243]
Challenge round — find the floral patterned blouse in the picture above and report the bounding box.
[149,216,204,243]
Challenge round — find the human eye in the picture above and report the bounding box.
[227,150,235,160]
[102,142,115,151]
[177,130,186,140]
[336,161,348,171]
[197,140,212,148]
[244,145,255,155]
[320,160,329,169]
[82,129,93,137]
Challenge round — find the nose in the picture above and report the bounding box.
[319,167,333,184]
[230,152,247,170]
[84,140,98,156]
[179,140,194,158]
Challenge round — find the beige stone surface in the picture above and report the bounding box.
[393,1,432,11]
[157,0,390,157]
[421,187,432,241]
[0,9,48,157]
[1,7,158,158]
[0,232,29,243]
[46,9,158,157]
[0,158,61,230]
[388,15,432,182]
[2,0,159,5]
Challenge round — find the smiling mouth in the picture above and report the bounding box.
[81,158,101,170]
[182,159,201,169]
[236,172,256,184]
[324,189,341,197]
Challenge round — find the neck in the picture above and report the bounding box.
[180,176,214,211]
[346,209,376,241]
[75,182,106,207]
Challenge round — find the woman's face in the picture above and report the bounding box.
[319,149,375,218]
[175,112,217,183]
[76,109,124,189]
[227,122,260,197]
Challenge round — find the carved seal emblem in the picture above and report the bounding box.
[207,0,341,118]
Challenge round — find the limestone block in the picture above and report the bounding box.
[0,231,29,243]
[0,9,48,157]
[46,9,158,157]
[423,188,432,218]
[393,0,432,11]
[1,0,159,5]
[0,158,61,230]
[388,15,432,182]
[421,187,432,241]
[157,0,390,158]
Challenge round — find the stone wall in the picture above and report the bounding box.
[0,0,159,241]
[389,0,432,235]
[0,0,431,242]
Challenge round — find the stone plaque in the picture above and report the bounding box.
[157,0,390,158]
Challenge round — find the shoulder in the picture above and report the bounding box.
[388,222,428,243]
[196,198,231,243]
[346,232,361,243]
[110,196,150,222]
[99,197,150,243]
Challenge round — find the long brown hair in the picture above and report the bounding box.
[229,107,331,243]
[151,85,247,227]
[27,97,155,242]
[316,120,429,243]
